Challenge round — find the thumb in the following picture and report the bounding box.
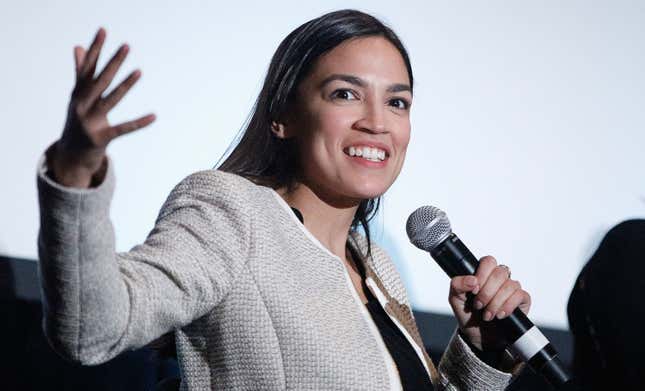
[449,275,479,302]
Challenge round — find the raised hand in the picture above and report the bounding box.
[48,28,155,188]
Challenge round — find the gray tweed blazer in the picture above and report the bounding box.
[36,152,516,390]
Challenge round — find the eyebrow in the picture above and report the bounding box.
[318,73,412,94]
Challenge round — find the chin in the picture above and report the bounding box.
[342,180,390,200]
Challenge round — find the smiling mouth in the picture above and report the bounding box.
[344,146,388,162]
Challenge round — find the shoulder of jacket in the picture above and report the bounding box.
[168,169,266,200]
[158,170,266,219]
[175,169,257,191]
[607,219,645,242]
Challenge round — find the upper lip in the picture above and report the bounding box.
[343,141,391,157]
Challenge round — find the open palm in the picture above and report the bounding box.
[51,28,155,187]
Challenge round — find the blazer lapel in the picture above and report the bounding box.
[354,244,440,386]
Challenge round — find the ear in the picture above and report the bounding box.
[271,121,289,139]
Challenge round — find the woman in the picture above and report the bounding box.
[38,9,530,390]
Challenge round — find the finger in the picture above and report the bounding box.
[94,69,140,114]
[105,113,156,141]
[74,46,86,76]
[519,291,531,314]
[474,263,510,312]
[497,289,531,319]
[484,279,522,321]
[449,276,479,310]
[449,275,479,297]
[86,44,130,106]
[79,27,106,81]
[473,255,497,295]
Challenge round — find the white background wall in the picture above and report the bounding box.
[1,1,643,329]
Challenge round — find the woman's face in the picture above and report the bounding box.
[282,36,412,205]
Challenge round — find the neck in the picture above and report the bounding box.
[278,182,360,259]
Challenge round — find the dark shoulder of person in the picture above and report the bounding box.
[568,219,645,390]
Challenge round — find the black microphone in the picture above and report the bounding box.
[406,205,573,388]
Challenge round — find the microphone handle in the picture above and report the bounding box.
[430,233,573,388]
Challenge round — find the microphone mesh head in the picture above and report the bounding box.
[406,206,453,251]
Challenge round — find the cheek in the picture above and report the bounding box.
[295,111,346,174]
[391,123,411,176]
[394,122,411,152]
[309,107,353,149]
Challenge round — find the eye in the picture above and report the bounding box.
[331,89,359,101]
[389,97,410,110]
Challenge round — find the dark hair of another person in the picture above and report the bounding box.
[217,8,414,258]
[149,9,413,363]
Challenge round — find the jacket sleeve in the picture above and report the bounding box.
[36,150,250,365]
[437,330,523,390]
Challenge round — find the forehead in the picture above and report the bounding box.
[306,36,410,86]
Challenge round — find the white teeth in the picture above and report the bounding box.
[346,146,387,161]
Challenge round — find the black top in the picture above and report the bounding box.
[346,239,434,390]
[364,289,435,390]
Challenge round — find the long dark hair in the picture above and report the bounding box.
[218,8,413,258]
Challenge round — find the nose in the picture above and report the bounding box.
[353,100,387,134]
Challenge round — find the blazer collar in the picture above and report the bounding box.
[347,234,440,385]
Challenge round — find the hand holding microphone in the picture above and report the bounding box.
[407,206,572,388]
[447,254,530,353]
